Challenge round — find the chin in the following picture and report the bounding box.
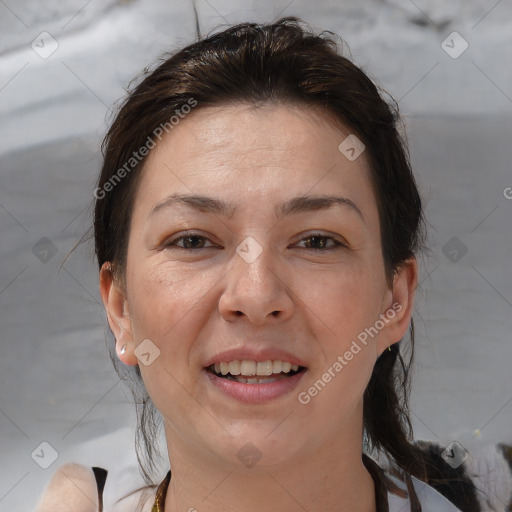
[222,434,308,471]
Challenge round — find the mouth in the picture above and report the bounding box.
[205,360,307,384]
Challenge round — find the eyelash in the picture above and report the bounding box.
[164,233,346,251]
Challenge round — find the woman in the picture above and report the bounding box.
[36,17,477,512]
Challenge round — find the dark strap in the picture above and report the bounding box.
[91,467,108,512]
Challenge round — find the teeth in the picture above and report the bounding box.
[228,361,241,375]
[225,375,289,384]
[256,361,273,376]
[210,360,302,377]
[240,360,256,376]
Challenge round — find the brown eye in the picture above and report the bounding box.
[297,234,344,250]
[165,234,215,250]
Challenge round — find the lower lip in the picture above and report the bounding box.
[204,369,307,403]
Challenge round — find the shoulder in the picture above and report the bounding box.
[35,463,100,512]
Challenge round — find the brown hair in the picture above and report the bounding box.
[94,16,432,507]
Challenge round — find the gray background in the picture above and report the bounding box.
[1,0,511,509]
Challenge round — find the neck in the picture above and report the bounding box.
[162,411,376,512]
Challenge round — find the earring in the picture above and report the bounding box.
[120,345,127,355]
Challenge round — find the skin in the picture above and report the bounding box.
[36,464,99,511]
[100,103,418,512]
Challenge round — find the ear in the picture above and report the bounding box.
[99,262,138,366]
[376,257,418,356]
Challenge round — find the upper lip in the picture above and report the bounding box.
[203,347,307,368]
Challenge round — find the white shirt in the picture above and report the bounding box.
[387,472,463,511]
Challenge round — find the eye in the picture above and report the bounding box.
[163,232,346,251]
[164,233,216,250]
[295,234,345,251]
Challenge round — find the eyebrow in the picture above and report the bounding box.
[150,193,365,222]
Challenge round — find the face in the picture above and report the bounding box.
[100,103,416,471]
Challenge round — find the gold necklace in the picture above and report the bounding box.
[151,471,171,512]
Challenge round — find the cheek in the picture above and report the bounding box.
[127,262,210,412]
[302,261,384,348]
[296,267,379,418]
[127,261,204,337]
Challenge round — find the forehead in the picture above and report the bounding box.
[134,103,378,225]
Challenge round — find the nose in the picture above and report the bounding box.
[218,239,294,326]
